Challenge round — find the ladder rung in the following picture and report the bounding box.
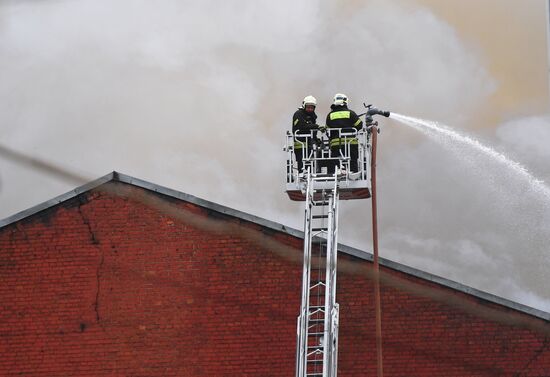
[309,299,325,308]
[310,281,325,285]
[311,227,327,232]
[309,292,325,297]
[308,320,324,325]
[312,214,328,219]
[307,359,323,364]
[308,309,325,317]
[307,348,324,356]
[310,282,326,289]
[309,286,326,291]
[308,319,324,324]
[308,332,324,336]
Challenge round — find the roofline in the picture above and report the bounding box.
[0,172,115,228]
[1,171,548,321]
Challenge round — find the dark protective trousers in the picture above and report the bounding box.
[294,146,314,173]
[328,144,358,174]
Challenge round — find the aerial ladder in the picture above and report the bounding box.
[284,105,389,377]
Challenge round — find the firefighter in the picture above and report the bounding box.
[292,95,319,174]
[326,93,362,174]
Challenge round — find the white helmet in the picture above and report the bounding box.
[302,95,317,108]
[332,93,348,106]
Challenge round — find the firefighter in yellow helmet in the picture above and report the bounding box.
[292,95,319,173]
[326,93,362,174]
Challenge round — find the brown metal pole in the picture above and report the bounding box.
[370,125,384,377]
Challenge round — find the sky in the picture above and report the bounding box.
[0,0,549,312]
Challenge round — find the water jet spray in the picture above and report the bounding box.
[389,113,550,203]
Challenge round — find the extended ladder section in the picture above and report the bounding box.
[295,172,340,377]
[285,122,378,377]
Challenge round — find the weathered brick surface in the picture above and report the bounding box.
[0,181,548,376]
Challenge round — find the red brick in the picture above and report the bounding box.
[0,181,548,376]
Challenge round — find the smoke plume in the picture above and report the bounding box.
[0,0,549,311]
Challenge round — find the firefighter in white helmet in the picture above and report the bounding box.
[292,95,319,173]
[326,93,362,174]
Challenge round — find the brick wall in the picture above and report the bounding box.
[0,181,548,376]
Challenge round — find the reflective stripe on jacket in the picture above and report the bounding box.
[329,137,358,147]
[326,105,362,146]
[329,111,350,120]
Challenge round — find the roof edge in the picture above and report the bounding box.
[0,172,116,228]
[1,171,548,322]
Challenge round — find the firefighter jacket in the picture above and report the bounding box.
[326,104,363,147]
[292,108,318,150]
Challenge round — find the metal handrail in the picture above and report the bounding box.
[285,128,372,184]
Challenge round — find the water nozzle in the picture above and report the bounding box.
[367,108,390,118]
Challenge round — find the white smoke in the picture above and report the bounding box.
[0,0,548,311]
[496,115,550,178]
[378,114,550,312]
